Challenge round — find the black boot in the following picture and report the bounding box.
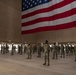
[47,64,50,66]
[43,63,46,65]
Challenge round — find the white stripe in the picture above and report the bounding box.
[22,15,76,31]
[22,0,63,15]
[22,1,76,23]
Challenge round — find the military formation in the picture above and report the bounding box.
[0,41,76,66]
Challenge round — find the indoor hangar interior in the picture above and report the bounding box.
[0,0,76,75]
[0,0,76,43]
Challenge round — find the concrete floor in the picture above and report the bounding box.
[0,53,76,75]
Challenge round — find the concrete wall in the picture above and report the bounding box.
[36,27,76,43]
[23,27,76,43]
[0,0,21,43]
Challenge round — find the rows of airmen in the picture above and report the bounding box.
[0,41,76,66]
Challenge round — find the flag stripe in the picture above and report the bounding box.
[22,8,76,27]
[22,15,76,31]
[22,21,76,34]
[22,0,63,16]
[22,7,76,26]
[22,1,75,23]
[22,0,76,34]
[22,0,74,19]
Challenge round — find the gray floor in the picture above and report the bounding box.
[0,53,76,75]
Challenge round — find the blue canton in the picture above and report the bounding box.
[22,0,50,11]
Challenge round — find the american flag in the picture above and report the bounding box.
[22,0,76,34]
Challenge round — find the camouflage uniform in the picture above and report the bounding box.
[6,43,9,53]
[52,43,58,59]
[60,44,65,58]
[43,40,50,66]
[37,43,42,57]
[11,44,15,55]
[74,45,76,61]
[24,44,27,53]
[2,44,5,54]
[27,44,32,59]
[66,44,69,56]
[18,45,20,54]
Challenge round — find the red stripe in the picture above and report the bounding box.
[22,8,76,26]
[22,21,76,34]
[22,0,74,19]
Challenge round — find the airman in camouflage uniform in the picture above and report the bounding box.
[37,43,42,58]
[52,42,58,59]
[43,40,50,66]
[60,43,65,58]
[27,44,32,59]
[74,44,76,61]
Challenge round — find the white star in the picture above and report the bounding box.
[33,1,35,3]
[39,0,42,3]
[35,2,37,5]
[28,2,31,5]
[23,8,25,10]
[31,4,33,7]
[25,4,27,6]
[27,6,28,8]
[23,2,25,5]
[25,0,26,2]
[26,1,29,3]
[37,0,39,1]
